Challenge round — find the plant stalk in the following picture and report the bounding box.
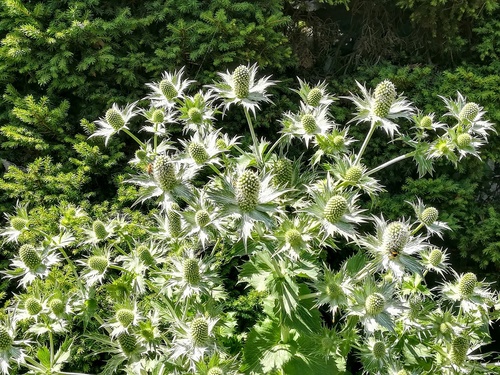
[366,152,414,176]
[244,107,261,164]
[354,119,377,165]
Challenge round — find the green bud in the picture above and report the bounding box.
[365,293,385,315]
[232,65,250,99]
[323,195,347,223]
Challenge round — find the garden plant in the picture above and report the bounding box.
[0,64,499,374]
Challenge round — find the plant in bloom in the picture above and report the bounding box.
[0,65,498,375]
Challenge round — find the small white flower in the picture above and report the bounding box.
[90,102,138,145]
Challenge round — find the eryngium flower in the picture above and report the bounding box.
[382,222,410,256]
[420,207,438,226]
[105,108,125,130]
[183,258,201,285]
[116,309,135,328]
[145,67,194,108]
[458,272,477,297]
[459,102,480,123]
[450,336,468,364]
[19,244,41,270]
[365,293,386,315]
[457,133,472,148]
[272,159,293,187]
[118,333,138,356]
[344,165,363,183]
[88,256,108,274]
[92,220,108,240]
[0,328,12,351]
[153,155,177,192]
[10,218,27,231]
[167,203,182,237]
[188,142,210,164]
[25,297,43,316]
[190,317,209,345]
[208,367,224,375]
[232,65,250,99]
[236,170,261,212]
[91,102,137,145]
[323,195,348,224]
[307,88,322,107]
[373,80,396,118]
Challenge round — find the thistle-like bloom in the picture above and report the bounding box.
[348,278,404,332]
[313,266,353,316]
[139,106,178,136]
[82,218,118,244]
[420,247,450,275]
[408,198,450,238]
[208,168,287,245]
[2,244,61,288]
[77,249,113,286]
[178,90,219,134]
[360,216,427,279]
[101,303,143,338]
[0,202,30,243]
[157,251,224,301]
[270,216,317,261]
[292,78,335,108]
[0,320,25,375]
[440,93,495,140]
[281,103,335,147]
[412,112,447,138]
[145,67,195,108]
[178,130,226,169]
[207,63,276,117]
[91,102,138,145]
[303,175,367,241]
[345,80,414,138]
[440,271,494,314]
[311,129,356,165]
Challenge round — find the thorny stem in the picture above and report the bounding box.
[354,119,377,165]
[366,152,414,176]
[244,107,261,164]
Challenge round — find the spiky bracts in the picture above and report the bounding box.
[307,88,322,107]
[232,65,250,99]
[159,80,178,100]
[323,195,347,224]
[25,297,42,316]
[382,222,409,256]
[373,80,396,118]
[92,220,108,239]
[105,108,125,130]
[153,155,176,191]
[190,317,209,345]
[49,299,65,316]
[116,309,135,327]
[88,256,108,274]
[183,258,200,285]
[459,103,479,123]
[19,244,41,270]
[0,326,12,351]
[272,159,292,186]
[458,273,477,297]
[301,114,317,134]
[236,170,260,212]
[365,293,385,315]
[188,142,209,164]
[118,333,137,356]
[420,207,438,225]
[450,336,469,364]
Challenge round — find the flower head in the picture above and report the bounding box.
[91,102,138,145]
[145,67,194,108]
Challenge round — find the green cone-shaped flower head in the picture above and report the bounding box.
[420,207,438,225]
[457,133,472,148]
[236,170,260,212]
[374,80,396,118]
[440,322,450,334]
[11,217,28,231]
[365,293,385,315]
[451,336,468,364]
[420,115,433,129]
[273,159,292,186]
[216,138,227,149]
[49,299,65,316]
[333,135,345,147]
[459,102,479,122]
[396,370,408,375]
[188,107,203,124]
[195,210,210,228]
[88,256,108,274]
[153,155,176,191]
[323,195,347,224]
[345,165,363,183]
[372,341,386,359]
[167,203,181,237]
[137,245,155,266]
[326,281,343,299]
[429,248,443,267]
[208,367,224,375]
[0,327,12,351]
[25,297,42,316]
[159,80,178,100]
[458,272,476,297]
[183,258,200,285]
[383,222,409,255]
[92,220,108,239]
[301,113,317,134]
[190,317,209,345]
[285,229,302,247]
[118,333,137,356]
[232,65,250,99]
[116,309,135,327]
[19,244,41,270]
[106,108,125,130]
[307,88,322,107]
[152,109,165,123]
[188,142,209,164]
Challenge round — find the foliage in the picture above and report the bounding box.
[0,65,498,374]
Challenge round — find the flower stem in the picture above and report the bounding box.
[49,331,54,369]
[354,119,377,165]
[264,134,287,162]
[244,107,261,164]
[412,223,424,236]
[366,152,414,176]
[122,128,145,149]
